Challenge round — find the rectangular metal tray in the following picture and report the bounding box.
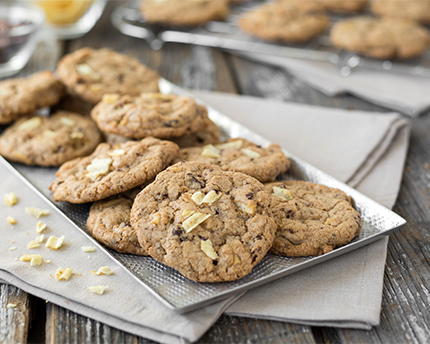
[111,0,430,78]
[4,78,406,313]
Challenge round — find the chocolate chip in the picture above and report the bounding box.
[172,228,183,236]
[246,192,254,200]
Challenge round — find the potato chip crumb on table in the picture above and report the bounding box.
[6,303,17,309]
[26,207,50,219]
[81,246,96,252]
[90,266,114,276]
[6,216,16,224]
[88,286,108,295]
[45,235,65,249]
[4,192,18,206]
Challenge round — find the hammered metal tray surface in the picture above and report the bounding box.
[4,78,406,313]
[112,1,430,77]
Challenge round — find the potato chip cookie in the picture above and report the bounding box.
[57,48,159,104]
[266,181,361,257]
[49,137,179,203]
[173,138,290,182]
[371,0,430,25]
[130,161,277,282]
[0,112,102,166]
[321,0,367,13]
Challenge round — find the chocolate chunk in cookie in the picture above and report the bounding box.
[0,111,102,166]
[173,138,290,182]
[130,161,277,282]
[0,71,64,125]
[87,195,147,255]
[49,137,179,203]
[56,48,159,104]
[91,93,208,139]
[266,181,361,257]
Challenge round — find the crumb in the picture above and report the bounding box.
[88,286,108,295]
[9,247,17,251]
[90,266,114,276]
[4,192,18,206]
[6,216,16,225]
[81,246,96,252]
[25,207,49,219]
[36,221,47,233]
[6,303,17,309]
[45,235,65,250]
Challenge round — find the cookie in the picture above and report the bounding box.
[56,48,160,104]
[130,161,277,282]
[321,0,367,12]
[49,137,179,204]
[53,93,94,117]
[87,195,147,255]
[91,93,208,139]
[371,0,430,25]
[0,112,103,166]
[239,1,329,42]
[0,71,64,125]
[265,181,361,257]
[170,116,221,148]
[330,17,430,59]
[173,138,290,182]
[141,0,229,27]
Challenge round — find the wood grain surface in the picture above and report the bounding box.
[2,1,430,343]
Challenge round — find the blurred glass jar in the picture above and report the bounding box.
[35,0,107,39]
[0,3,44,78]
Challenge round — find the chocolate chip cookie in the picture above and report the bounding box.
[56,48,160,104]
[371,0,430,25]
[130,161,277,282]
[141,0,229,27]
[239,1,329,42]
[91,93,208,139]
[173,138,290,182]
[0,112,102,166]
[0,71,64,125]
[330,17,430,59]
[266,181,361,257]
[49,137,179,203]
[87,195,147,255]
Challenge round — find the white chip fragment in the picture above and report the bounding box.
[76,64,101,79]
[88,286,108,295]
[201,144,221,158]
[4,192,18,206]
[191,191,205,205]
[103,93,120,104]
[55,268,73,281]
[6,303,17,309]
[151,213,161,225]
[81,246,96,253]
[27,240,40,249]
[201,239,218,260]
[86,158,112,180]
[91,266,114,276]
[26,207,49,219]
[9,247,17,251]
[59,116,75,126]
[7,216,16,224]
[241,148,260,158]
[215,140,243,150]
[201,190,221,205]
[36,235,45,243]
[182,213,211,233]
[20,254,43,266]
[272,186,293,201]
[107,149,125,157]
[36,221,47,233]
[45,235,65,250]
[182,210,195,220]
[18,117,41,131]
[70,132,84,139]
[43,130,58,138]
[235,201,256,215]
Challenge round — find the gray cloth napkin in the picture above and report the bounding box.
[0,93,409,342]
[238,52,430,117]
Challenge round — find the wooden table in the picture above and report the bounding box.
[2,3,430,343]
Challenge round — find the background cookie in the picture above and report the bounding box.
[56,48,160,104]
[87,195,147,255]
[0,71,64,125]
[170,116,221,148]
[371,0,430,25]
[130,161,277,282]
[321,0,367,12]
[330,17,430,59]
[173,138,290,182]
[49,137,179,203]
[0,112,102,166]
[266,181,361,257]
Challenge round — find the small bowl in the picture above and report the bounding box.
[0,3,45,79]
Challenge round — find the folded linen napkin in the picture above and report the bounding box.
[237,52,430,117]
[0,93,409,342]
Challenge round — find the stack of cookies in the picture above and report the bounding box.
[0,47,362,283]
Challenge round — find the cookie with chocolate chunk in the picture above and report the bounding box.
[49,137,179,203]
[56,48,159,104]
[130,161,277,282]
[141,0,229,26]
[0,112,102,166]
[173,138,290,182]
[87,195,147,255]
[0,71,64,125]
[91,93,208,139]
[170,116,221,148]
[265,180,361,257]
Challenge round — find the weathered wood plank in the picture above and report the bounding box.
[0,284,31,344]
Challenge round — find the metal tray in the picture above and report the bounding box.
[4,78,406,313]
[111,1,430,77]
